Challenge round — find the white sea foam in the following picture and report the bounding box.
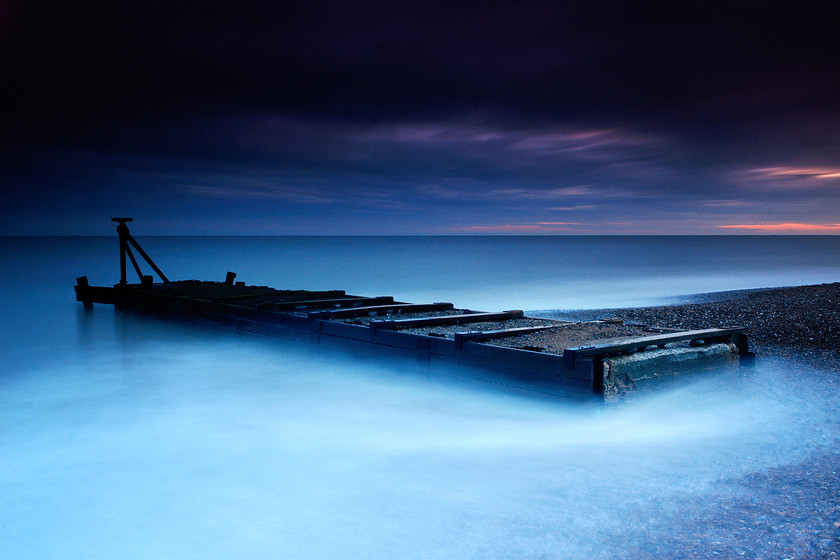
[1,313,836,559]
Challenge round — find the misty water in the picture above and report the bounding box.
[2,236,839,558]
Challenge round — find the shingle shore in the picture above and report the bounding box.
[534,282,840,378]
[533,282,840,559]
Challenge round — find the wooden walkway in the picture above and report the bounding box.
[75,276,752,401]
[73,219,753,401]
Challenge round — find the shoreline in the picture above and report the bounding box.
[536,282,840,558]
[532,282,840,376]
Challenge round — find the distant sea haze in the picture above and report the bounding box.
[17,234,839,310]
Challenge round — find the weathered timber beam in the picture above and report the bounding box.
[119,234,128,285]
[125,233,170,283]
[123,243,144,282]
[371,310,524,332]
[218,293,278,301]
[563,327,747,368]
[75,276,93,309]
[74,277,117,305]
[219,289,347,302]
[453,325,556,349]
[308,302,453,319]
[266,296,395,311]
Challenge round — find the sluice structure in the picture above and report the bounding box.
[75,219,754,401]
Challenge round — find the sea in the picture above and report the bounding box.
[2,235,839,559]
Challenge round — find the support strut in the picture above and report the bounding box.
[112,218,170,284]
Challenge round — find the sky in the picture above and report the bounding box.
[1,0,839,235]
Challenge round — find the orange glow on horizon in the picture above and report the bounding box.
[719,223,840,232]
[754,167,840,180]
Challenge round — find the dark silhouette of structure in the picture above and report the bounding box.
[112,217,169,285]
[74,219,754,401]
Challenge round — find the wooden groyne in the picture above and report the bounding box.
[74,219,754,401]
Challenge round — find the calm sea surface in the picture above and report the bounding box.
[1,235,839,559]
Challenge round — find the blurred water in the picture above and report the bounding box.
[55,234,840,311]
[1,235,839,558]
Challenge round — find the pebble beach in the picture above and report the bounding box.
[535,283,840,559]
[538,282,840,378]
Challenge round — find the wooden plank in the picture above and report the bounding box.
[562,327,746,368]
[74,283,117,305]
[74,274,756,400]
[308,302,453,319]
[265,296,395,311]
[453,325,556,349]
[218,289,346,302]
[371,310,524,331]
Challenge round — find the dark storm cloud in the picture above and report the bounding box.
[2,112,801,234]
[1,0,839,234]
[5,1,837,125]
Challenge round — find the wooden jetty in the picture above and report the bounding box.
[75,219,754,401]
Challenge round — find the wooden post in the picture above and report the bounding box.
[225,271,236,285]
[75,276,93,309]
[124,244,144,281]
[592,357,605,395]
[112,217,133,285]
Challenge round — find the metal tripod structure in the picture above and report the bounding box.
[112,217,169,285]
